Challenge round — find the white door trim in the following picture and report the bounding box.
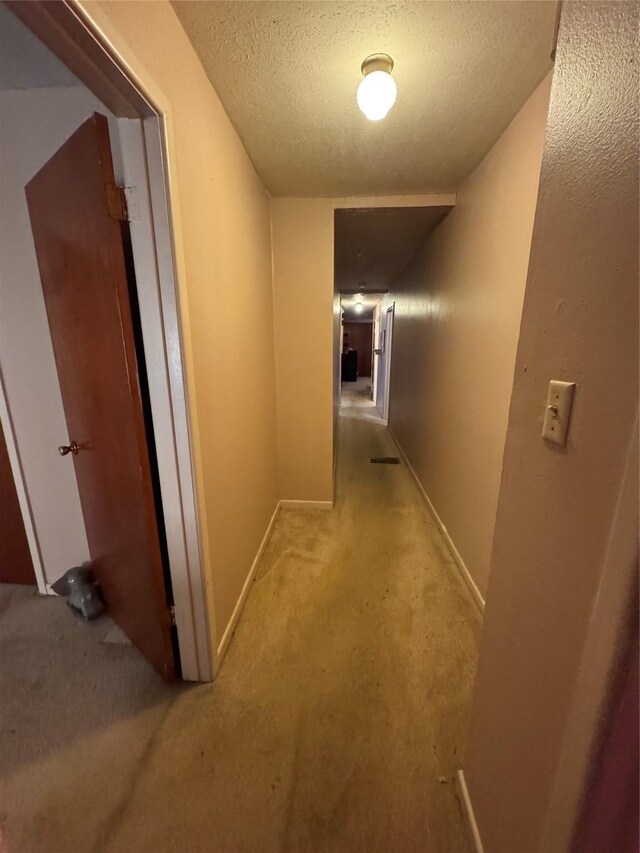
[117,118,212,682]
[383,304,395,422]
[71,6,213,682]
[376,303,395,423]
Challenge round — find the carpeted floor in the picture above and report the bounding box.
[0,386,480,853]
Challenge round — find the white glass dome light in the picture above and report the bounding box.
[357,54,397,121]
[355,301,364,314]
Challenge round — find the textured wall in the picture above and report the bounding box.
[81,1,280,651]
[386,75,551,598]
[271,198,335,503]
[464,3,639,850]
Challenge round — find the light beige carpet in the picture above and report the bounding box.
[0,390,480,853]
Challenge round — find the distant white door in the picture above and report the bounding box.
[376,304,394,420]
[372,312,381,402]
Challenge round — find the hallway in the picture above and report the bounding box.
[340,376,382,422]
[1,402,481,853]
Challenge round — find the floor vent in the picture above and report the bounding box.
[370,457,400,464]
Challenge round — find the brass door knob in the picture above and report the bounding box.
[58,441,79,456]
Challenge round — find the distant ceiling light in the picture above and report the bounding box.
[355,302,364,314]
[357,54,397,122]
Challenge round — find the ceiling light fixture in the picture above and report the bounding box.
[355,302,364,314]
[357,53,397,121]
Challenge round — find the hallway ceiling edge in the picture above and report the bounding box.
[172,0,556,197]
[334,205,450,292]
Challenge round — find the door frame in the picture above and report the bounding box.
[371,305,381,404]
[375,303,395,423]
[383,304,395,422]
[3,0,212,682]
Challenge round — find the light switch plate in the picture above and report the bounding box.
[542,380,576,446]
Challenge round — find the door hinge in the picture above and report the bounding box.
[123,186,140,221]
[106,183,128,221]
[168,604,177,627]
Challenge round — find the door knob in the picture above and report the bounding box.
[58,441,79,456]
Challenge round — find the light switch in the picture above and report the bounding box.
[542,380,576,446]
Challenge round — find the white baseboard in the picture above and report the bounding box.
[279,499,333,511]
[387,427,485,614]
[216,502,280,662]
[455,770,485,853]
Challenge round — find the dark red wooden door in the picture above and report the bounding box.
[26,113,175,679]
[343,322,373,377]
[0,420,36,585]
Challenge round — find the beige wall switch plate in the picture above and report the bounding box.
[542,380,576,446]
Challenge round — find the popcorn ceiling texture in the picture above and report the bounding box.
[172,0,556,196]
[334,206,452,292]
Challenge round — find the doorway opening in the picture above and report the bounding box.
[340,291,387,423]
[334,204,452,432]
[0,4,210,682]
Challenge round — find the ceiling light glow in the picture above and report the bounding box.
[355,302,364,314]
[357,54,397,122]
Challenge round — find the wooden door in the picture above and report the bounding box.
[0,420,36,584]
[343,322,373,377]
[26,113,175,680]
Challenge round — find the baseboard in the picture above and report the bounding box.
[387,427,485,614]
[455,770,485,853]
[279,499,333,511]
[216,502,280,662]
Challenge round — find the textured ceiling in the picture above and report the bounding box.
[0,5,80,90]
[334,206,451,293]
[341,292,385,322]
[172,0,556,196]
[341,293,385,310]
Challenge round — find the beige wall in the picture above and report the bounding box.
[82,1,279,653]
[271,198,335,503]
[464,3,639,851]
[385,75,552,598]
